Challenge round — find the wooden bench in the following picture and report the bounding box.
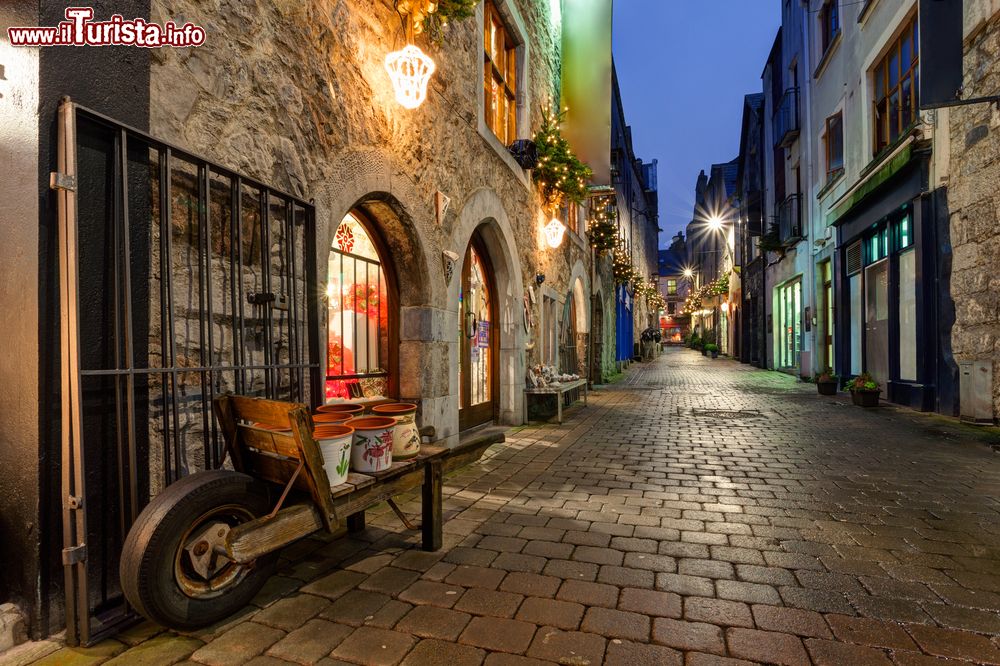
[523,378,589,424]
[213,395,504,561]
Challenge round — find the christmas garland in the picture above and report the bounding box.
[534,108,593,210]
[586,196,618,255]
[398,0,477,43]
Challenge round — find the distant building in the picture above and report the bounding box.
[736,93,767,368]
[658,233,691,343]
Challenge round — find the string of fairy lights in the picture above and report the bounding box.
[681,274,729,316]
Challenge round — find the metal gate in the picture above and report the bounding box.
[55,99,321,645]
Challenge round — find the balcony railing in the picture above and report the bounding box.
[773,87,800,148]
[777,193,803,244]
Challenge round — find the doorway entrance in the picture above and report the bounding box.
[865,259,889,385]
[459,234,497,430]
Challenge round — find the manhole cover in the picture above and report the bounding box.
[689,408,766,420]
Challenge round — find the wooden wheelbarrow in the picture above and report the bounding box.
[120,394,503,630]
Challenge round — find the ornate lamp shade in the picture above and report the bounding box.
[384,44,436,109]
[544,217,567,248]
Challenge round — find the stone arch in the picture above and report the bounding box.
[447,188,526,433]
[566,259,590,333]
[311,149,449,433]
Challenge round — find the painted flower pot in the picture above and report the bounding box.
[817,381,838,396]
[851,390,880,408]
[313,425,354,487]
[710,351,719,359]
[343,416,396,473]
[372,403,421,460]
[315,403,365,416]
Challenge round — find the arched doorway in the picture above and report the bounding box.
[325,210,398,401]
[459,233,498,429]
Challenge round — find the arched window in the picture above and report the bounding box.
[326,211,396,400]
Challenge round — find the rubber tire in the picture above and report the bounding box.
[120,470,277,630]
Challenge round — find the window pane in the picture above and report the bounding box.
[901,75,913,128]
[875,65,885,101]
[889,48,899,89]
[901,33,912,70]
[889,91,900,141]
[899,249,917,380]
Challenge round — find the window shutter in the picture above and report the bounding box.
[846,241,862,275]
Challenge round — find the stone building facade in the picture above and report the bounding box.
[949,1,1000,421]
[0,0,619,642]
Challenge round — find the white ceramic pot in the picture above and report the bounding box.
[313,424,353,487]
[371,403,420,460]
[343,416,396,473]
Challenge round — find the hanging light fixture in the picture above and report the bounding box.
[544,217,567,248]
[384,44,436,109]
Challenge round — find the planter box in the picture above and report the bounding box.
[710,351,719,359]
[851,390,880,407]
[817,381,837,396]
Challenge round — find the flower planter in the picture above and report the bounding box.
[710,351,719,359]
[372,403,421,460]
[314,413,351,425]
[850,390,880,408]
[817,381,838,396]
[315,403,365,416]
[344,416,396,473]
[313,425,353,486]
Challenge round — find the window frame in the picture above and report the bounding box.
[325,209,399,400]
[824,112,844,182]
[820,0,841,56]
[483,0,518,146]
[872,15,919,156]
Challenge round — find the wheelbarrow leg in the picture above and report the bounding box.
[346,511,365,534]
[422,460,442,551]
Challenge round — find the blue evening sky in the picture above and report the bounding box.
[612,1,780,247]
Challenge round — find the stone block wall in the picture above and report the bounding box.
[148,0,595,440]
[949,7,1000,421]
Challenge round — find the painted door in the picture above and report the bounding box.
[864,259,889,385]
[459,238,497,429]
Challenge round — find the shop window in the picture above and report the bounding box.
[873,15,919,155]
[867,227,889,264]
[820,0,840,55]
[326,212,393,400]
[775,279,802,369]
[824,112,844,182]
[898,249,917,380]
[484,0,518,146]
[895,214,913,250]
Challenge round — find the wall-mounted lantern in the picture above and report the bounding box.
[384,44,436,109]
[543,217,566,248]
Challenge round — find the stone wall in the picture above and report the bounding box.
[149,0,594,441]
[948,6,1000,421]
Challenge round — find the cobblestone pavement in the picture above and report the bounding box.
[13,348,1000,666]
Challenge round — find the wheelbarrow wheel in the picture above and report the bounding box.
[120,469,278,630]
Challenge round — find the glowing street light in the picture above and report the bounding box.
[384,44,436,109]
[708,215,725,232]
[683,268,694,279]
[544,217,567,248]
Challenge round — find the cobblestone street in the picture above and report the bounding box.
[16,348,1000,666]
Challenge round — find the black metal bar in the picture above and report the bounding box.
[197,164,212,468]
[157,149,172,488]
[119,128,139,524]
[162,148,182,484]
[110,129,130,560]
[305,206,321,408]
[260,188,273,395]
[80,363,317,376]
[229,176,241,396]
[235,178,248,395]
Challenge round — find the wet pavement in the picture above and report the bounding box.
[11,347,1000,665]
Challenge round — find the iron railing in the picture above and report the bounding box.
[777,193,803,244]
[56,99,320,645]
[773,87,800,148]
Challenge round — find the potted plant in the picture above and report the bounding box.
[816,371,838,395]
[705,343,719,359]
[689,334,701,350]
[845,372,881,407]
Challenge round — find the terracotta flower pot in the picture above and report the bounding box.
[313,413,351,424]
[313,424,354,487]
[371,403,421,460]
[851,390,880,407]
[315,403,365,416]
[817,381,837,396]
[343,416,396,473]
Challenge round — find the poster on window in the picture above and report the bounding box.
[477,320,490,348]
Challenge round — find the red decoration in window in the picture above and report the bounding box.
[335,223,355,253]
